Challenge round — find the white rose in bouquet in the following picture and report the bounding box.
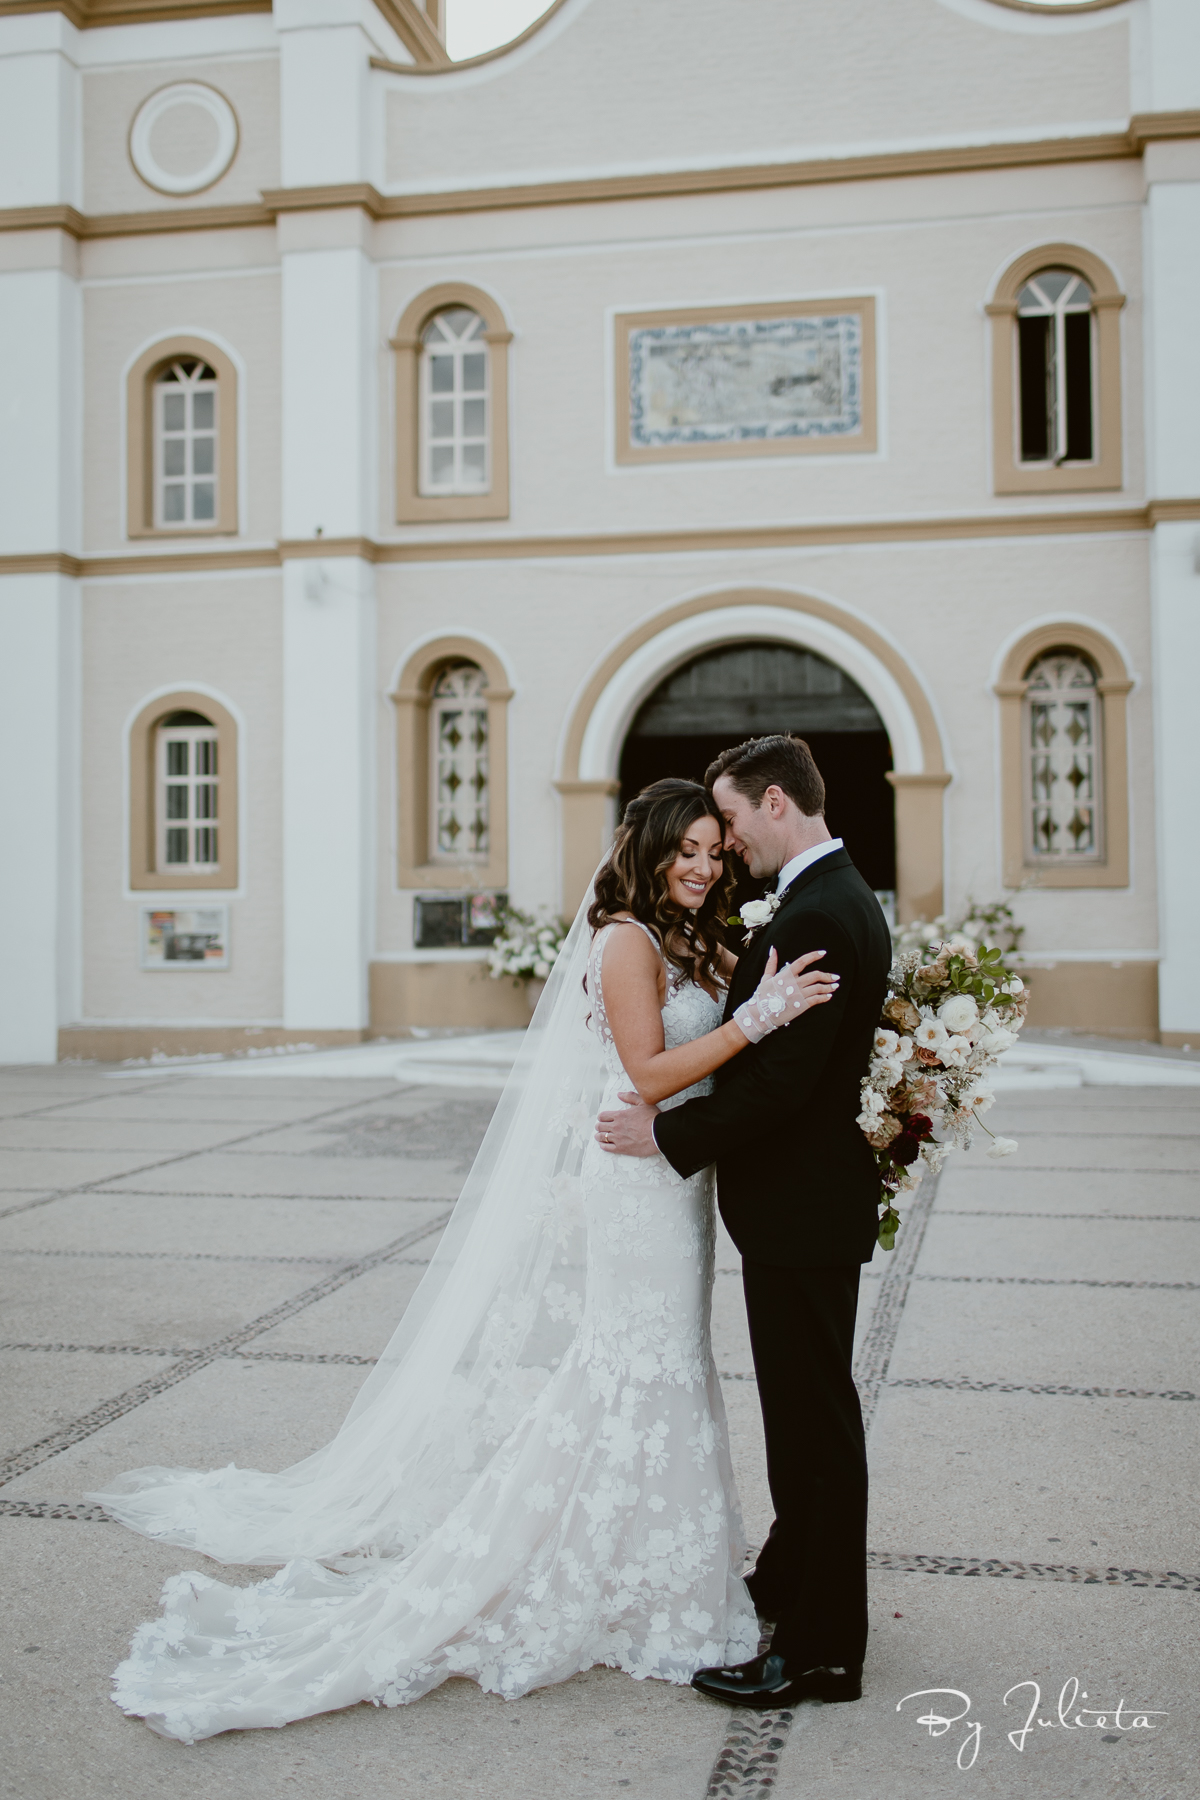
[913,1017,949,1052]
[873,1028,900,1057]
[939,993,979,1034]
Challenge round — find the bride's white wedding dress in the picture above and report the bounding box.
[94,918,757,1742]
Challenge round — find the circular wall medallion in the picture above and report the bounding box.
[129,83,239,197]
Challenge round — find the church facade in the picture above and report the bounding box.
[2,0,1198,1061]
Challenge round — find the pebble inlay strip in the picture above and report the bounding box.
[887,1376,1196,1401]
[4,1498,1196,1603]
[704,1708,795,1800]
[8,1349,1188,1403]
[866,1551,1200,1592]
[0,1210,451,1488]
[0,1342,380,1365]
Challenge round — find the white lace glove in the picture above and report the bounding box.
[733,949,839,1045]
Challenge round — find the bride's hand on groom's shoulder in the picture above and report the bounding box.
[595,1092,661,1158]
[733,947,840,1045]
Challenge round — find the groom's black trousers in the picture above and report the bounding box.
[740,1260,868,1670]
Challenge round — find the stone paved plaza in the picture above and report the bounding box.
[1,1051,1197,1800]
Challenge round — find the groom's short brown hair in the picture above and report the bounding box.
[705,734,826,818]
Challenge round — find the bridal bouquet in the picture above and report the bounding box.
[859,935,1029,1252]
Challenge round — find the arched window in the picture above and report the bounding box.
[128,689,239,891]
[126,336,239,537]
[421,311,490,495]
[391,636,512,891]
[391,283,511,522]
[1025,650,1101,862]
[430,661,490,861]
[1016,272,1093,467]
[155,360,218,526]
[157,710,219,871]
[987,245,1123,495]
[994,626,1132,890]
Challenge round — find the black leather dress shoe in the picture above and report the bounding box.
[691,1652,863,1708]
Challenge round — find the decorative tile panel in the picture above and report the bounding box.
[615,297,876,464]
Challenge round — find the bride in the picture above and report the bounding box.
[91,778,836,1743]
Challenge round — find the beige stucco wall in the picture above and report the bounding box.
[82,55,280,218]
[80,574,284,1025]
[383,0,1130,193]
[373,528,1156,958]
[374,160,1145,543]
[83,259,281,552]
[46,0,1165,1042]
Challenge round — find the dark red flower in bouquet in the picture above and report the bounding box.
[906,1113,934,1140]
[890,1135,922,1166]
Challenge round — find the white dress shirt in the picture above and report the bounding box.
[773,837,843,896]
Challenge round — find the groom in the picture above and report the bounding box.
[597,734,891,1707]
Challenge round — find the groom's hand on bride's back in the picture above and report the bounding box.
[596,1092,661,1157]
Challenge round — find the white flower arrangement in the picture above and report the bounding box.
[860,934,1030,1251]
[486,906,569,984]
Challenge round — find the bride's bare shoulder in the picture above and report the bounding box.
[593,916,665,988]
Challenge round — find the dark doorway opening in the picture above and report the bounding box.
[618,641,896,901]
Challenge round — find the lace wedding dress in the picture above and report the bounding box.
[93,918,757,1742]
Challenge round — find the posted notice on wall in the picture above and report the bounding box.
[141,906,229,970]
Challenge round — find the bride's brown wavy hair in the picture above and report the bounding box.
[588,778,734,989]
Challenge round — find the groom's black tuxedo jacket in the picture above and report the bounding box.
[654,848,891,1268]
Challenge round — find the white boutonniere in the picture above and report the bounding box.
[729,893,781,945]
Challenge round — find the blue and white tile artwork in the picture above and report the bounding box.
[627,312,863,448]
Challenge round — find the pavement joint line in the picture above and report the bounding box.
[0,1342,383,1364]
[934,1209,1200,1221]
[998,1131,1200,1139]
[0,1080,181,1121]
[0,1091,456,1224]
[3,1146,476,1163]
[77,1189,453,1203]
[948,1165,1199,1176]
[0,1209,452,1489]
[915,1274,1200,1288]
[0,1248,355,1265]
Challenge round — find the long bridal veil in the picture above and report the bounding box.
[89,884,609,1569]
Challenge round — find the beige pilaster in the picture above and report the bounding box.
[555,779,621,913]
[886,771,952,923]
